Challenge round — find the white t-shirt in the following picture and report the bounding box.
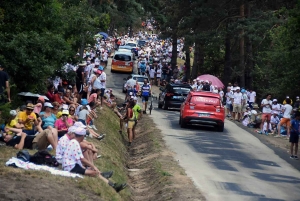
[156,69,161,78]
[272,104,281,113]
[103,52,108,61]
[282,104,293,118]
[226,92,233,104]
[249,91,256,102]
[233,92,243,104]
[261,99,272,113]
[219,91,224,99]
[149,69,155,78]
[56,134,71,163]
[270,115,280,124]
[99,72,106,89]
[126,78,136,89]
[62,139,84,171]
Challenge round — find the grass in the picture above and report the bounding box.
[0,106,131,201]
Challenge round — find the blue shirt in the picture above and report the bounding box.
[291,119,300,134]
[40,112,56,129]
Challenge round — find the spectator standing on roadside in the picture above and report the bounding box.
[248,89,256,109]
[289,111,300,160]
[294,96,300,111]
[0,64,11,104]
[276,99,293,138]
[283,96,293,105]
[232,87,242,121]
[259,94,273,135]
[98,66,106,109]
[76,63,86,103]
[225,87,233,118]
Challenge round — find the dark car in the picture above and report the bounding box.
[137,40,147,47]
[158,83,192,110]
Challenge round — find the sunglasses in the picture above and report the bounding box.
[62,114,68,116]
[69,109,75,112]
[26,109,33,111]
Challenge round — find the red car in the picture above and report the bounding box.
[179,91,225,132]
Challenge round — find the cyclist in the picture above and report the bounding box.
[141,79,151,114]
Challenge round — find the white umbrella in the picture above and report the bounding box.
[18,92,49,100]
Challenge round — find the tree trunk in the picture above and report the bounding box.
[223,30,232,87]
[245,3,253,89]
[129,23,133,37]
[239,4,245,88]
[79,35,85,59]
[171,33,178,69]
[184,45,190,82]
[192,43,199,79]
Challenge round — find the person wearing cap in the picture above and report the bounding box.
[270,111,280,135]
[62,127,127,192]
[56,125,77,164]
[271,99,281,114]
[231,87,243,121]
[54,110,73,137]
[276,98,293,138]
[0,64,11,104]
[2,127,57,151]
[259,94,273,135]
[18,103,39,135]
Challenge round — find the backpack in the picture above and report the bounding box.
[29,150,59,167]
[16,150,31,162]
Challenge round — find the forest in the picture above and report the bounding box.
[0,0,299,102]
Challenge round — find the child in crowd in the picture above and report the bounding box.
[290,112,300,159]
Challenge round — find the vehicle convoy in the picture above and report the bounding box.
[179,91,225,132]
[118,46,136,60]
[158,83,192,110]
[111,51,134,73]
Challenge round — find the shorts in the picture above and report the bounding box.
[58,130,67,137]
[128,120,136,129]
[226,103,231,109]
[289,132,299,143]
[280,118,291,127]
[233,104,242,113]
[100,88,105,97]
[242,105,247,112]
[142,96,149,102]
[32,129,51,150]
[78,119,86,125]
[70,164,86,175]
[261,113,272,121]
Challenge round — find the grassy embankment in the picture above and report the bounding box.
[0,106,130,201]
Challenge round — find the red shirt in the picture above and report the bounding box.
[53,94,65,105]
[45,91,55,102]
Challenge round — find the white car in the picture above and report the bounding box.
[123,74,150,93]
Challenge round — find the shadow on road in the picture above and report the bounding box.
[156,108,300,200]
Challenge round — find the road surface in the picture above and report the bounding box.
[105,59,300,201]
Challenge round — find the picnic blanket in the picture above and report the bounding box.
[6,157,83,178]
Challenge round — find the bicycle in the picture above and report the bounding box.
[148,94,158,115]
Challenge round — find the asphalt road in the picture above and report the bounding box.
[105,59,300,201]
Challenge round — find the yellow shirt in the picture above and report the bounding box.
[18,111,37,130]
[6,119,17,135]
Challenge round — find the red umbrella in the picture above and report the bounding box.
[197,74,225,88]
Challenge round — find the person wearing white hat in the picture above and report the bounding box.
[271,99,281,114]
[270,111,280,135]
[61,126,127,192]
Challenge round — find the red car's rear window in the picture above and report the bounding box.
[191,96,220,105]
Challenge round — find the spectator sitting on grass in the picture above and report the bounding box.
[18,103,39,135]
[5,110,23,134]
[54,110,73,137]
[62,126,127,192]
[1,127,57,150]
